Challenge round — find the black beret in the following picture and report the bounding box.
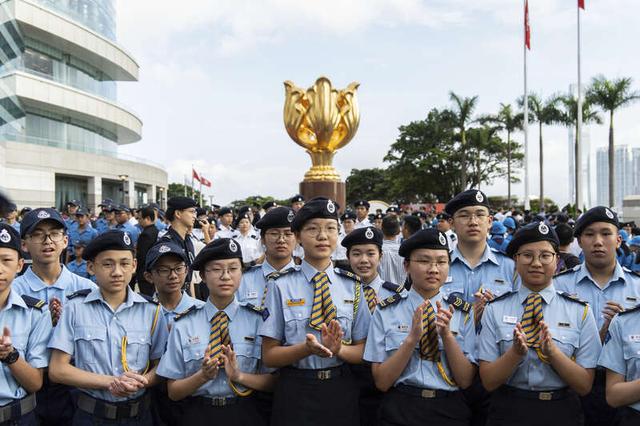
[505,221,559,257]
[145,241,187,271]
[237,205,251,217]
[353,200,370,209]
[219,207,233,216]
[255,207,295,230]
[436,212,451,220]
[413,211,427,219]
[192,238,243,270]
[374,212,384,220]
[262,201,277,210]
[7,203,16,212]
[0,224,21,254]
[291,197,339,232]
[574,206,619,237]
[195,207,207,217]
[341,211,356,222]
[21,208,67,239]
[444,189,490,216]
[386,206,399,214]
[0,192,13,216]
[341,226,383,249]
[167,197,198,211]
[398,229,450,258]
[290,194,305,204]
[83,230,135,261]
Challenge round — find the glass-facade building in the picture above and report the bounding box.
[0,0,167,210]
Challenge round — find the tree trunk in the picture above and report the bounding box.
[507,130,512,208]
[460,128,467,191]
[539,122,544,212]
[608,110,615,208]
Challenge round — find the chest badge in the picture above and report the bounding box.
[187,336,201,345]
[286,298,305,307]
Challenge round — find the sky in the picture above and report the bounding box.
[116,0,640,207]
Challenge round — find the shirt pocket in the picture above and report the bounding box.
[74,326,106,366]
[183,344,206,377]
[125,330,151,372]
[336,305,354,342]
[496,325,515,355]
[385,331,417,374]
[283,306,309,339]
[234,342,260,373]
[623,341,640,380]
[550,328,580,358]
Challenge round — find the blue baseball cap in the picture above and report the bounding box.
[145,241,187,272]
[20,208,67,239]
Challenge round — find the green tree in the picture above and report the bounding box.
[167,183,206,205]
[449,92,479,190]
[587,75,640,207]
[466,125,524,190]
[345,168,391,205]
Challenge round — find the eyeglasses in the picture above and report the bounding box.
[153,265,187,277]
[301,225,339,237]
[27,230,65,243]
[204,266,242,276]
[97,261,134,271]
[265,231,295,241]
[408,259,449,269]
[453,212,489,223]
[515,251,557,265]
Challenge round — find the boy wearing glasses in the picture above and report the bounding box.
[13,208,96,426]
[48,230,168,425]
[554,206,640,426]
[260,197,372,426]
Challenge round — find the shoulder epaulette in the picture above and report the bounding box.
[21,295,45,310]
[251,234,259,240]
[619,303,640,315]
[174,305,199,321]
[558,292,588,305]
[66,289,92,300]
[266,266,296,281]
[486,291,516,304]
[382,281,403,294]
[446,294,471,313]
[554,264,581,278]
[140,294,159,305]
[334,268,361,282]
[241,302,270,321]
[378,293,403,309]
[622,267,640,278]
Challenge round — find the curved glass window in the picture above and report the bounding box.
[32,0,116,41]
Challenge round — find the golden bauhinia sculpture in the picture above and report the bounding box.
[283,76,360,182]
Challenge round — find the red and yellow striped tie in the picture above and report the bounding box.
[309,272,337,331]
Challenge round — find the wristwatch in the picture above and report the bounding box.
[1,349,19,365]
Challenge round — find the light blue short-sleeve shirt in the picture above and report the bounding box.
[13,265,96,305]
[238,260,296,307]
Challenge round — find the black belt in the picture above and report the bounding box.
[501,386,571,401]
[395,384,457,399]
[281,365,348,381]
[0,394,36,423]
[76,392,150,420]
[188,395,240,407]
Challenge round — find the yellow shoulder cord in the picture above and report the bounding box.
[122,304,161,375]
[536,348,551,364]
[436,360,457,387]
[570,304,590,362]
[341,277,361,345]
[229,380,254,397]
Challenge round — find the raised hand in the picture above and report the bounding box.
[511,323,528,356]
[539,320,558,359]
[305,333,333,358]
[435,301,455,338]
[321,320,343,356]
[0,327,13,359]
[220,345,241,382]
[49,297,62,326]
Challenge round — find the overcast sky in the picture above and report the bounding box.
[116,0,640,207]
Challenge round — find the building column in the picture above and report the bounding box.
[149,184,157,204]
[87,176,102,214]
[125,179,135,208]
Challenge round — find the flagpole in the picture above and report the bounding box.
[191,164,195,198]
[576,2,583,211]
[183,175,187,196]
[523,0,530,211]
[199,180,203,206]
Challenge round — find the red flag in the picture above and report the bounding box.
[524,0,531,50]
[192,168,201,183]
[200,176,212,188]
[578,0,585,9]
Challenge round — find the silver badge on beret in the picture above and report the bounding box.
[123,233,131,246]
[538,223,549,235]
[229,240,238,252]
[158,245,170,253]
[0,229,10,243]
[287,210,295,223]
[605,208,614,219]
[327,200,336,214]
[37,210,50,219]
[439,233,447,246]
[365,228,374,239]
[475,191,484,203]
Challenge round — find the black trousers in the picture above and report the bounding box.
[463,375,489,426]
[149,384,184,426]
[35,380,75,426]
[379,387,470,426]
[351,363,382,426]
[487,387,583,426]
[183,396,264,426]
[271,367,359,426]
[581,369,621,426]
[619,407,640,426]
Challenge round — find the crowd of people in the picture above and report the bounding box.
[0,189,639,426]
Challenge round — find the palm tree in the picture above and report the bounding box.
[480,104,523,207]
[557,94,603,209]
[587,76,640,207]
[518,94,562,211]
[449,92,478,191]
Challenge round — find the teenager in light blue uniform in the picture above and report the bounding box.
[0,223,52,425]
[157,238,275,426]
[597,304,640,426]
[260,197,372,426]
[554,206,640,426]
[478,222,601,426]
[65,241,89,279]
[114,205,140,246]
[48,230,168,425]
[364,229,477,426]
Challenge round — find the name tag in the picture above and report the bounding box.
[343,299,354,304]
[503,315,518,325]
[397,324,409,333]
[629,335,640,343]
[188,336,201,345]
[286,298,305,307]
[244,336,255,342]
[246,291,258,299]
[626,296,637,302]
[494,279,505,285]
[445,276,452,283]
[557,322,571,328]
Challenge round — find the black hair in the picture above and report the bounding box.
[554,223,574,246]
[402,215,422,236]
[140,206,156,221]
[382,216,400,237]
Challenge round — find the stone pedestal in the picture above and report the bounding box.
[300,181,346,213]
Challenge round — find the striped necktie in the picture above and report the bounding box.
[208,311,230,361]
[364,286,377,313]
[521,292,549,363]
[309,272,337,331]
[419,301,438,361]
